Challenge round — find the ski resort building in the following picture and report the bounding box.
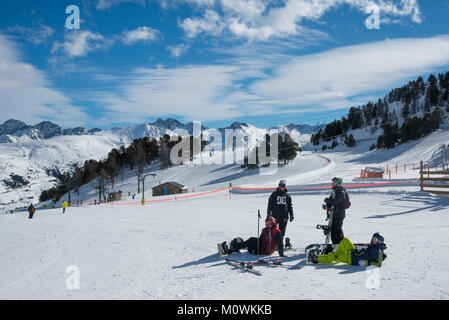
[152,182,188,197]
[360,167,384,179]
[108,190,123,202]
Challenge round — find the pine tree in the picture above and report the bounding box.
[344,134,356,147]
[401,102,410,119]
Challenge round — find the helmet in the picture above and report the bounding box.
[265,216,277,227]
[371,233,385,245]
[279,180,287,188]
[332,177,343,186]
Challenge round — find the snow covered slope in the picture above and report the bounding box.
[2,125,449,299]
[1,188,448,299]
[0,119,318,211]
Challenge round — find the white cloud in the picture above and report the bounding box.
[180,9,224,38]
[249,36,449,110]
[51,30,112,58]
[120,26,160,45]
[7,24,54,45]
[51,27,161,59]
[96,0,146,10]
[97,65,250,122]
[179,0,422,41]
[0,33,89,127]
[92,35,449,124]
[167,43,190,58]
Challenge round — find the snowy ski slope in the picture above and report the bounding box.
[1,129,449,299]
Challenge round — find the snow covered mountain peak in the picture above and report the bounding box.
[0,119,101,144]
[0,119,29,135]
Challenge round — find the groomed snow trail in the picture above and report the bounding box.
[1,191,448,299]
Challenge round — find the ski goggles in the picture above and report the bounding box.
[371,236,384,244]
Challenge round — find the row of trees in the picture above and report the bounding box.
[39,134,208,203]
[242,133,301,168]
[377,108,445,149]
[319,133,356,151]
[310,72,449,149]
[39,137,159,203]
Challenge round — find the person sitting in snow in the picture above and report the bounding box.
[218,216,286,257]
[307,233,387,267]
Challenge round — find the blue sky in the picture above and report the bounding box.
[1,0,449,129]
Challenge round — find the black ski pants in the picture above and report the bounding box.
[331,213,345,244]
[231,237,259,254]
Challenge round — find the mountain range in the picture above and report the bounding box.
[0,118,322,144]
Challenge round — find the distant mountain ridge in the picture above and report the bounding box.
[0,118,324,144]
[0,119,101,143]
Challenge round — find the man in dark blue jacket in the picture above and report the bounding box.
[308,233,387,267]
[267,180,294,243]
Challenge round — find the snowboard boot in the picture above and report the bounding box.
[323,244,334,254]
[285,237,292,249]
[218,242,232,255]
[307,249,319,264]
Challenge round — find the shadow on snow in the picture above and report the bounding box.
[365,193,449,219]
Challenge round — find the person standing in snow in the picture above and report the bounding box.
[308,233,387,267]
[219,216,286,257]
[267,180,294,247]
[28,204,35,219]
[62,201,68,214]
[323,177,348,244]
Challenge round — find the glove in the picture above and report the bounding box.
[322,203,328,210]
[289,215,294,222]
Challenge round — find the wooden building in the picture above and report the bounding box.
[152,182,188,197]
[108,190,123,202]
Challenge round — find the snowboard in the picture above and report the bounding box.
[305,243,370,254]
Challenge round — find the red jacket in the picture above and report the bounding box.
[259,226,283,255]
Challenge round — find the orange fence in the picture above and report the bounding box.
[69,179,420,208]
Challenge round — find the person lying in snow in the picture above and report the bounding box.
[218,216,286,257]
[307,233,387,267]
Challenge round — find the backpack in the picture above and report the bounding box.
[343,189,351,209]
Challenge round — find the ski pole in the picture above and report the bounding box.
[268,216,272,262]
[257,210,260,255]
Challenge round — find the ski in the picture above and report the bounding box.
[225,258,262,275]
[256,257,286,267]
[255,257,305,269]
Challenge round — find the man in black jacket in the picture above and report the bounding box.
[267,180,294,245]
[324,177,346,244]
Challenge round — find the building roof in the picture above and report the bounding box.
[364,167,384,173]
[152,181,186,189]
